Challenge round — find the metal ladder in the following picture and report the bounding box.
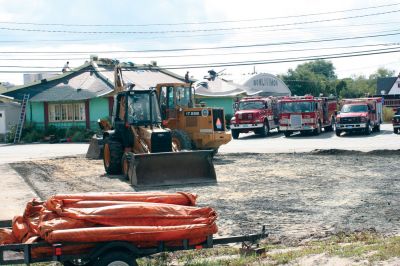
[13,94,30,144]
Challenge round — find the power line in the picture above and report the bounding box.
[0,3,398,27]
[1,29,400,54]
[0,46,399,72]
[0,9,398,35]
[0,43,398,61]
[0,20,399,44]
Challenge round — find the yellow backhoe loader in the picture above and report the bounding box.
[101,67,216,187]
[156,83,231,153]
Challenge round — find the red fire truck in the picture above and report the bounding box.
[230,96,279,139]
[335,97,383,136]
[279,96,337,137]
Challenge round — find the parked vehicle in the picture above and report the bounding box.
[392,107,400,134]
[335,97,383,136]
[0,219,266,266]
[230,96,280,139]
[279,95,337,137]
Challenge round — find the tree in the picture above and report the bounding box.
[279,60,337,96]
[369,67,395,80]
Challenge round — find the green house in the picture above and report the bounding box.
[2,59,186,130]
[195,78,248,116]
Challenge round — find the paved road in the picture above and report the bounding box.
[0,143,88,220]
[219,123,400,153]
[0,143,89,163]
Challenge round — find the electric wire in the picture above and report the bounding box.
[0,3,397,27]
[0,9,398,34]
[0,46,399,72]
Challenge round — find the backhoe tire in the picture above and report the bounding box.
[231,129,239,139]
[103,138,123,175]
[171,130,192,151]
[95,251,137,266]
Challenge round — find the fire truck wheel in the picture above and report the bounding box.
[313,121,322,135]
[284,131,291,137]
[231,129,239,139]
[365,122,372,135]
[335,130,342,137]
[325,117,335,132]
[258,121,270,137]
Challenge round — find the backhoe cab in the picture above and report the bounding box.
[156,83,231,152]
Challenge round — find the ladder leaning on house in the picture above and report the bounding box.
[13,94,30,144]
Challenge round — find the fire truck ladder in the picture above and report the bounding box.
[13,94,30,144]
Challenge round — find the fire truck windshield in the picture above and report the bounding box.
[238,101,265,110]
[341,104,368,113]
[281,101,314,113]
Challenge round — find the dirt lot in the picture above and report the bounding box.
[10,150,400,243]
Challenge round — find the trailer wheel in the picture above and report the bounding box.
[231,129,239,139]
[96,251,137,266]
[171,129,192,151]
[103,138,123,175]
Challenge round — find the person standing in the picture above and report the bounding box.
[62,61,71,73]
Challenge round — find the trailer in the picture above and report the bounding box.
[0,220,267,266]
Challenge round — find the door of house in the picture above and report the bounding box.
[0,110,5,134]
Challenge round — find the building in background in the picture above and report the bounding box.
[376,73,400,110]
[1,58,186,130]
[195,77,249,116]
[243,73,291,97]
[0,95,20,141]
[194,72,291,116]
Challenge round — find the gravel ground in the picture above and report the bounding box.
[10,150,400,243]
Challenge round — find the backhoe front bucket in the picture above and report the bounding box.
[127,150,216,187]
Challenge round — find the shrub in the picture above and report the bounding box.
[225,114,233,129]
[383,107,394,123]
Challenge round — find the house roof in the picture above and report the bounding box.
[195,78,249,97]
[0,94,15,103]
[2,63,113,102]
[2,59,186,101]
[95,63,185,90]
[377,77,397,95]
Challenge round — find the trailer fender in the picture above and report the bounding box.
[89,241,142,261]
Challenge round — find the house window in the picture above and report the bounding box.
[49,102,85,122]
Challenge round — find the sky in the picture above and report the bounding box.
[0,0,400,85]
